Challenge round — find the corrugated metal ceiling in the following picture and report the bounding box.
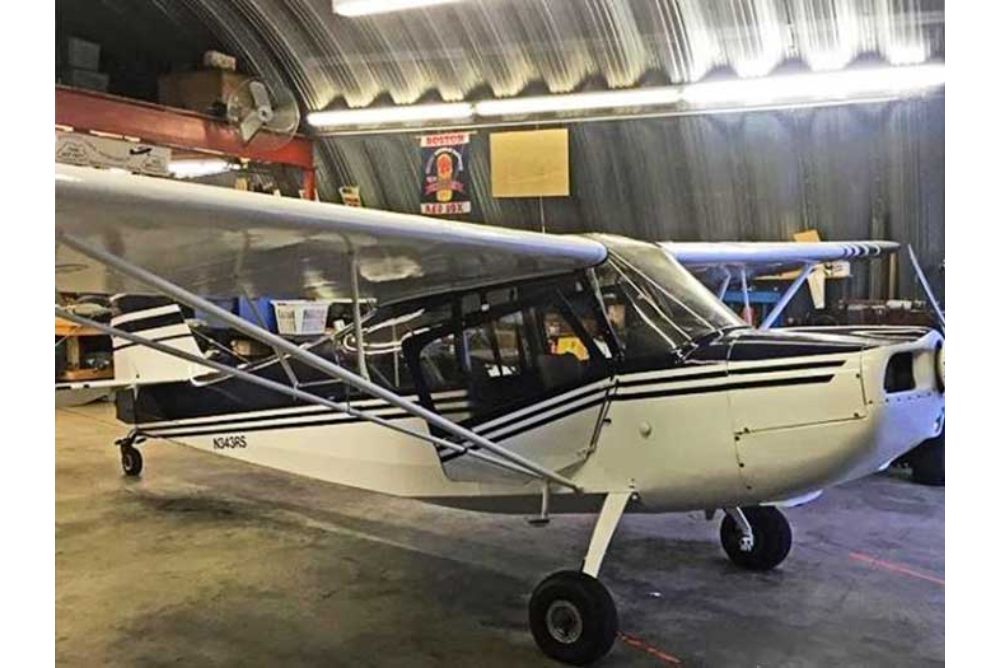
[168,0,944,112]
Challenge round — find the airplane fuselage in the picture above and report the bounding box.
[116,321,943,514]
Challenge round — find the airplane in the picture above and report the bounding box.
[55,163,945,665]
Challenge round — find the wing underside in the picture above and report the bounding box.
[55,164,607,305]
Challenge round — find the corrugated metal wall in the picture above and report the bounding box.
[317,95,944,302]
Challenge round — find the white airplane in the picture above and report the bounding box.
[55,164,944,665]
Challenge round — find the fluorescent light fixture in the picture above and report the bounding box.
[332,0,461,17]
[682,64,944,107]
[306,64,943,131]
[307,102,473,128]
[475,87,683,117]
[169,159,234,179]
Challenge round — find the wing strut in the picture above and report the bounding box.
[56,233,582,492]
[760,262,816,330]
[715,268,732,300]
[907,245,945,331]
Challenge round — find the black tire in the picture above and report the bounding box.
[121,445,143,477]
[720,506,792,571]
[909,432,944,487]
[529,570,618,666]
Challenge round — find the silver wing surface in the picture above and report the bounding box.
[56,164,606,303]
[660,240,898,279]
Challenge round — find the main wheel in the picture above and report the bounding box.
[529,570,618,665]
[909,431,944,487]
[720,506,792,571]
[120,445,143,477]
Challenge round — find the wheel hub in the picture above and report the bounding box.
[545,599,583,644]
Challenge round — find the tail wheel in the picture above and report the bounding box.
[120,445,143,477]
[529,570,618,665]
[720,506,792,571]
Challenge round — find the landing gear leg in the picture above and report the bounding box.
[720,506,792,571]
[529,492,630,666]
[115,430,146,477]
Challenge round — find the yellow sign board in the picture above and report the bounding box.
[490,129,570,198]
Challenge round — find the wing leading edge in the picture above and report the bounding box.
[55,164,607,305]
[660,240,898,277]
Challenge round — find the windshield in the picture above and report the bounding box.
[590,234,745,356]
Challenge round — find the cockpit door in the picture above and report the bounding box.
[405,281,617,484]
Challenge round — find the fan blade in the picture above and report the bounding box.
[238,113,265,142]
[268,104,301,134]
[249,81,272,114]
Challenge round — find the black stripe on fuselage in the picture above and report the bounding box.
[112,312,185,333]
[140,398,471,432]
[439,373,837,461]
[726,359,846,375]
[143,405,472,439]
[141,373,834,453]
[472,384,613,438]
[135,362,843,444]
[615,374,835,402]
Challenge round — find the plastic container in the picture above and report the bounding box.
[272,300,331,336]
[237,297,277,332]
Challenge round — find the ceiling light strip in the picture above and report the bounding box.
[332,0,461,17]
[306,64,944,130]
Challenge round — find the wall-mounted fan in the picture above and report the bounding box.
[225,79,301,152]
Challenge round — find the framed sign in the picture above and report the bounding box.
[419,132,471,215]
[490,129,569,198]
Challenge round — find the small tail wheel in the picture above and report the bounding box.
[528,570,618,666]
[120,444,143,477]
[720,506,792,571]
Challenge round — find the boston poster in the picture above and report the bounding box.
[419,132,471,216]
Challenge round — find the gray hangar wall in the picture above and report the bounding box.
[316,95,944,306]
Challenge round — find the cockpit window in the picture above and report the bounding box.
[590,234,744,367]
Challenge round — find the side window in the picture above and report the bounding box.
[418,332,462,392]
[412,285,612,420]
[463,310,538,411]
[332,302,455,393]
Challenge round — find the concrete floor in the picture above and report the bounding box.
[56,403,944,667]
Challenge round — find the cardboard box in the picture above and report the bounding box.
[67,37,101,71]
[158,70,250,114]
[202,50,237,72]
[63,68,109,93]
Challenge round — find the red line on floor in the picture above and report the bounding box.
[849,552,945,586]
[618,631,683,665]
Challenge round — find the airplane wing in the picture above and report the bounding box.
[660,239,899,320]
[55,164,607,305]
[659,240,899,278]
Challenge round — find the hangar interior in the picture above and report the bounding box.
[55,1,944,666]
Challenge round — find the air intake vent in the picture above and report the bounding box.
[884,352,915,393]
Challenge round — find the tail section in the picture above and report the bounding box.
[110,296,208,384]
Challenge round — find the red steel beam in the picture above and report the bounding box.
[55,85,314,171]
